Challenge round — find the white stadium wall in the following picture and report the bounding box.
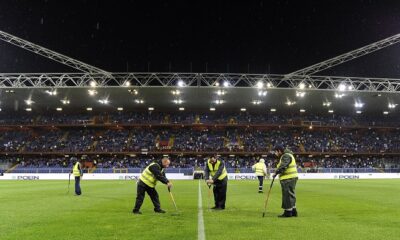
[1,173,400,180]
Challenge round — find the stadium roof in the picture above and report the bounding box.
[1,83,399,116]
[1,24,400,117]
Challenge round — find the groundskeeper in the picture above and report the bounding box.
[132,157,173,214]
[252,158,268,193]
[205,156,228,210]
[72,157,83,196]
[273,144,299,218]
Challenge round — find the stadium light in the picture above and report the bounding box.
[135,99,144,104]
[338,83,346,91]
[300,109,306,113]
[117,107,123,111]
[335,93,345,98]
[61,99,70,105]
[25,99,34,105]
[90,81,97,87]
[270,108,276,112]
[173,99,183,104]
[256,81,264,89]
[216,90,226,96]
[323,101,331,107]
[266,82,273,88]
[128,89,139,95]
[356,110,362,114]
[98,99,109,104]
[179,107,185,111]
[296,91,305,98]
[298,82,305,89]
[45,89,57,96]
[25,108,32,111]
[124,81,131,87]
[240,108,246,112]
[388,103,397,109]
[258,91,267,96]
[210,107,216,111]
[252,100,262,105]
[328,109,334,113]
[171,90,181,95]
[223,81,230,87]
[354,102,364,108]
[148,107,154,111]
[56,108,62,111]
[86,107,92,111]
[177,80,185,87]
[215,100,224,105]
[383,111,389,115]
[286,100,296,106]
[88,90,97,96]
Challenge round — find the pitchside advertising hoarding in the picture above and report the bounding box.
[228,173,400,180]
[1,173,400,180]
[0,173,191,180]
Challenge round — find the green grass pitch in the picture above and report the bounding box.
[1,179,400,240]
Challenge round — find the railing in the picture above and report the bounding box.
[1,121,399,128]
[298,167,400,173]
[9,167,400,174]
[10,167,195,175]
[3,151,400,156]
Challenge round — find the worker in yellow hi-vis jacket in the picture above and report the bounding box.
[273,144,299,218]
[204,156,228,210]
[132,157,173,214]
[252,158,267,193]
[71,157,83,196]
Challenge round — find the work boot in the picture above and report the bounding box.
[132,210,142,215]
[278,210,292,218]
[154,209,166,213]
[292,208,298,217]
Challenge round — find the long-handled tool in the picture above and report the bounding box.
[262,176,276,217]
[167,186,179,215]
[67,173,71,194]
[207,184,212,211]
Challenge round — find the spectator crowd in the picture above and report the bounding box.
[0,112,399,172]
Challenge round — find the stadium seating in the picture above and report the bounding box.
[1,112,399,173]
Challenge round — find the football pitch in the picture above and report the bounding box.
[1,179,399,240]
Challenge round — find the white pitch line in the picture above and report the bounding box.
[198,180,206,240]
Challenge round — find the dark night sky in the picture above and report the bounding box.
[1,0,400,77]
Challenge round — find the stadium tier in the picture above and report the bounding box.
[0,112,399,174]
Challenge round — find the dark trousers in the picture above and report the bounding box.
[257,176,264,191]
[133,180,161,211]
[75,176,82,195]
[280,177,298,210]
[213,177,228,209]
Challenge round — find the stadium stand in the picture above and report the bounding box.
[1,112,399,174]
